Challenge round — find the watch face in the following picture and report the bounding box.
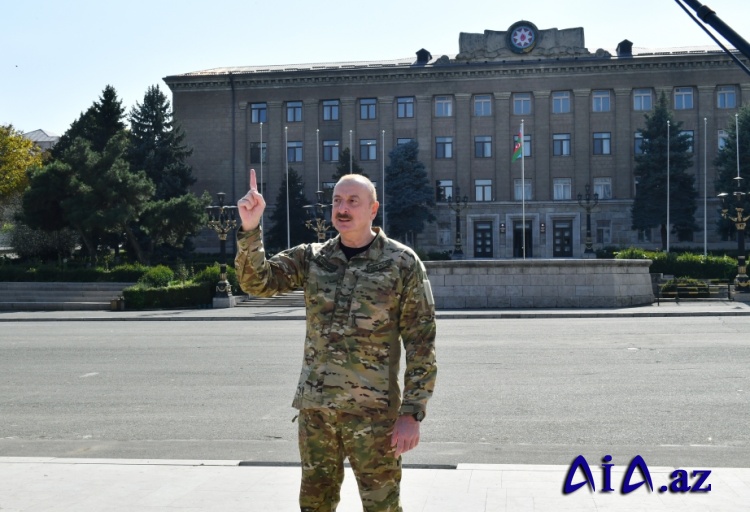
[507,21,539,54]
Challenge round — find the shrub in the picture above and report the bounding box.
[137,265,174,288]
[122,282,211,310]
[193,264,239,295]
[614,247,737,280]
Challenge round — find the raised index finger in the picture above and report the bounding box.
[249,168,257,191]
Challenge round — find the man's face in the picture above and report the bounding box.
[331,180,379,240]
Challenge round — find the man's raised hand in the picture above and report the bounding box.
[237,168,266,232]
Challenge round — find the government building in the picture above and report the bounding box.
[163,21,750,258]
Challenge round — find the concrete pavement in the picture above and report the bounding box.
[1,457,749,511]
[2,300,750,511]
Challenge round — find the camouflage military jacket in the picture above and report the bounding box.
[235,226,437,418]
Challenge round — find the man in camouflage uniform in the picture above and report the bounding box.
[236,170,437,511]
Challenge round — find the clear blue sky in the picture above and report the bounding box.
[2,0,749,135]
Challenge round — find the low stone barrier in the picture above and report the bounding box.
[424,259,654,309]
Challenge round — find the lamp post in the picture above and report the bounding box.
[303,190,331,243]
[447,186,469,259]
[206,192,238,306]
[718,182,750,292]
[577,183,599,258]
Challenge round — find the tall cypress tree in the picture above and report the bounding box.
[631,92,697,249]
[127,85,206,262]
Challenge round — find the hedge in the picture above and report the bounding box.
[614,248,737,280]
[122,282,212,310]
[0,263,148,282]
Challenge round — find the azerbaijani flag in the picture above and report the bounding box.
[512,131,523,161]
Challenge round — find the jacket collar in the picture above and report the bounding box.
[326,227,388,263]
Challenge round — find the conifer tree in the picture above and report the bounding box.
[384,141,435,245]
[631,92,697,249]
[266,167,312,253]
[714,105,750,241]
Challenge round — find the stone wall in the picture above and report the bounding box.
[424,259,654,309]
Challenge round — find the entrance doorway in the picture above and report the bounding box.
[513,220,532,258]
[553,220,573,257]
[474,221,493,258]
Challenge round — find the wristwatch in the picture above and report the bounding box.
[412,411,425,422]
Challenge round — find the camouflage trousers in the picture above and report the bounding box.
[298,408,402,512]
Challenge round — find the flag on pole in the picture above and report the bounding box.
[512,131,523,161]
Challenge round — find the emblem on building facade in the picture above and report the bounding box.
[507,21,539,54]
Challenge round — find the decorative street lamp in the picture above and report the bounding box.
[303,190,331,243]
[718,179,750,292]
[447,186,469,259]
[206,192,238,305]
[577,183,599,258]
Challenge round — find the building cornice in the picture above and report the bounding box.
[163,53,748,92]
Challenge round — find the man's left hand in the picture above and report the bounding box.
[391,415,420,458]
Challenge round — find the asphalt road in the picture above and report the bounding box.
[1,317,748,469]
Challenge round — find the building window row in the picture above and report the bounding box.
[434,177,614,203]
[249,85,739,125]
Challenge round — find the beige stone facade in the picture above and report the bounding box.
[163,21,750,257]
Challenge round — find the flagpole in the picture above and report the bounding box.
[285,126,290,249]
[667,119,670,253]
[349,130,353,174]
[381,129,386,232]
[260,121,264,237]
[704,117,708,258]
[521,120,526,260]
[316,128,320,191]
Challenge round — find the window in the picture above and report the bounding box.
[680,130,694,153]
[593,177,612,199]
[436,179,453,202]
[436,137,453,158]
[397,97,414,118]
[513,93,531,115]
[522,134,532,157]
[634,132,645,155]
[553,133,571,156]
[397,138,414,145]
[286,101,302,122]
[360,98,377,120]
[287,141,303,162]
[514,179,532,201]
[322,140,339,161]
[593,132,611,155]
[474,95,492,116]
[552,91,571,114]
[596,220,612,244]
[435,96,453,117]
[718,85,737,109]
[633,89,652,111]
[674,87,694,110]
[250,142,267,164]
[475,179,492,201]
[251,103,267,124]
[592,90,611,112]
[474,136,492,158]
[553,178,572,200]
[359,139,377,160]
[322,100,340,121]
[719,129,729,150]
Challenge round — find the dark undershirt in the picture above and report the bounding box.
[340,238,375,261]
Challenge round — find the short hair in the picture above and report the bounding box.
[335,174,377,204]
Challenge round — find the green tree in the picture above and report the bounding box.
[384,141,435,245]
[21,86,154,263]
[266,167,311,252]
[0,124,42,199]
[631,92,697,249]
[127,85,207,262]
[332,147,366,181]
[714,105,750,241]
